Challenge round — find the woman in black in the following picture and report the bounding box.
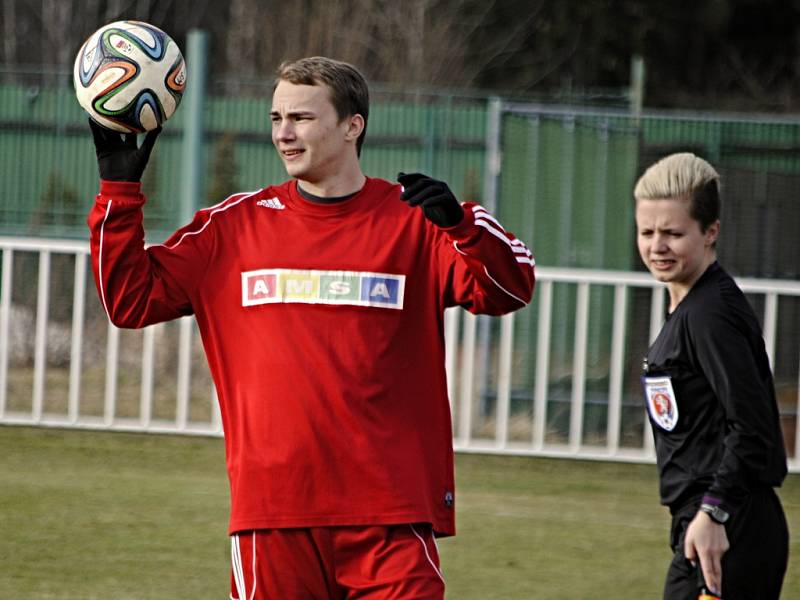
[634,153,788,600]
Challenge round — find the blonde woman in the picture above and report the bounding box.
[635,153,788,600]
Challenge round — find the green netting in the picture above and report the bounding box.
[1,78,798,281]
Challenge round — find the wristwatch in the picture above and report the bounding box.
[700,503,730,524]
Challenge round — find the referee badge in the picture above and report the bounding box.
[643,376,678,431]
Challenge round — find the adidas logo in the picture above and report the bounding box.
[256,197,285,210]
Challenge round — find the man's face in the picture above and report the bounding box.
[270,80,356,184]
[635,196,719,294]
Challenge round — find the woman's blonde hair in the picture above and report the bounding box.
[634,152,721,232]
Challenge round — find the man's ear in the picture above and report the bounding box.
[345,114,365,142]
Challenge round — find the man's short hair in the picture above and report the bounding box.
[634,152,721,233]
[275,56,369,156]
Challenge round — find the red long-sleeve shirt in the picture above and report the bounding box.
[88,176,534,536]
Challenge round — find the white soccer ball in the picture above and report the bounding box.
[73,20,186,133]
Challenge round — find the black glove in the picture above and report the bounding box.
[398,172,464,228]
[89,118,161,182]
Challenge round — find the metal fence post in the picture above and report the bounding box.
[629,55,645,120]
[475,97,504,419]
[180,29,208,225]
[483,96,502,214]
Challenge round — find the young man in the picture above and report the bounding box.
[635,153,788,600]
[87,56,535,599]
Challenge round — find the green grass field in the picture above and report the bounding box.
[1,426,797,599]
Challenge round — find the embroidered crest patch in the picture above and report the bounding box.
[643,376,679,431]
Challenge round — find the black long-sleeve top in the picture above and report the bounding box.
[643,262,786,516]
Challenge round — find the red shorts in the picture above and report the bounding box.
[229,524,445,600]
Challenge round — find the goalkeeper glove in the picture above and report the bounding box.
[398,172,464,228]
[89,118,161,182]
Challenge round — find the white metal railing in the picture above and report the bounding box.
[0,236,222,435]
[451,268,800,472]
[1,236,798,472]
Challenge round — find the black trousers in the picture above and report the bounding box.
[663,489,788,600]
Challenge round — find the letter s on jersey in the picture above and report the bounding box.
[328,281,351,295]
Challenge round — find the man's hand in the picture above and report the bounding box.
[89,118,161,182]
[684,510,730,596]
[398,172,464,228]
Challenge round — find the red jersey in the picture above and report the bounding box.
[88,176,534,536]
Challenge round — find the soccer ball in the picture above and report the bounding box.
[73,20,186,133]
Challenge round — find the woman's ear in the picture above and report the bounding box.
[705,219,720,247]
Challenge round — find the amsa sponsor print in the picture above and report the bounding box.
[241,268,405,310]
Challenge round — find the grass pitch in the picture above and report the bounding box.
[1,426,797,599]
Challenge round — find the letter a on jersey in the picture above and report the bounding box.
[361,276,401,306]
[253,279,270,296]
[243,273,277,305]
[371,282,391,298]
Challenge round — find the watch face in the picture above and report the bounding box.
[701,503,729,524]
